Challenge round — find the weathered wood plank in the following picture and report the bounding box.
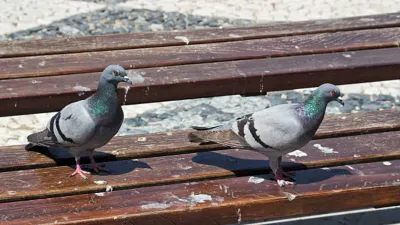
[0,110,399,171]
[0,131,399,203]
[1,27,400,80]
[1,13,400,58]
[1,160,399,225]
[1,47,400,117]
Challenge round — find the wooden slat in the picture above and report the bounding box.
[0,130,399,203]
[1,13,400,58]
[1,27,400,80]
[1,160,399,225]
[1,110,399,171]
[1,47,400,116]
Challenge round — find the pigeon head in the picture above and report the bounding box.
[101,65,132,85]
[315,83,344,106]
[302,83,344,119]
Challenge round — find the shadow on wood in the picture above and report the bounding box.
[192,151,352,184]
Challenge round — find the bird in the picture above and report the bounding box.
[26,65,133,179]
[188,83,344,186]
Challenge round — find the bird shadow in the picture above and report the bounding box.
[24,144,151,176]
[191,151,352,185]
[93,160,151,176]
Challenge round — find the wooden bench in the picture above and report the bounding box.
[0,13,400,224]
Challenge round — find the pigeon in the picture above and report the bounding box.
[27,65,132,179]
[188,83,344,186]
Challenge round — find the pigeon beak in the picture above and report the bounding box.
[336,98,344,106]
[123,76,133,85]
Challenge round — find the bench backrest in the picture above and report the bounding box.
[1,13,400,117]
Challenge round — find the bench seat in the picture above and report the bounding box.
[0,12,400,224]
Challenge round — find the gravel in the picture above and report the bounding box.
[2,6,255,41]
[117,92,400,136]
[0,2,399,144]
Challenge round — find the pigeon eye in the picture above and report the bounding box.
[331,90,336,95]
[113,70,119,76]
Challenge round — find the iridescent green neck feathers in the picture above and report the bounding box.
[302,91,327,119]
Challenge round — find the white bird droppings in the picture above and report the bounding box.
[178,163,192,170]
[141,202,173,210]
[219,185,228,194]
[175,36,190,44]
[237,208,242,223]
[93,180,108,185]
[343,53,352,58]
[288,150,308,157]
[7,191,16,195]
[313,144,338,153]
[346,165,355,170]
[248,176,264,184]
[283,192,297,201]
[229,33,241,38]
[38,60,46,66]
[95,192,105,197]
[137,137,147,142]
[383,161,392,166]
[73,85,91,92]
[106,185,113,192]
[354,154,361,158]
[189,193,212,203]
[215,196,224,202]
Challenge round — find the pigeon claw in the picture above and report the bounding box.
[277,179,295,187]
[275,169,296,187]
[70,167,91,180]
[87,163,110,174]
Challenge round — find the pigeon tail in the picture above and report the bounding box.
[27,129,57,148]
[188,130,251,149]
[187,132,205,143]
[27,129,49,143]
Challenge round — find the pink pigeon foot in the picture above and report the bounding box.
[86,150,110,173]
[275,168,295,187]
[86,163,110,173]
[70,164,91,180]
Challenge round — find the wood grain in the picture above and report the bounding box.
[1,47,400,117]
[1,27,400,80]
[0,131,399,203]
[1,160,399,224]
[1,110,399,171]
[1,13,400,58]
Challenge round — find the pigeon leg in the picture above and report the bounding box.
[269,155,295,187]
[277,156,296,179]
[70,158,90,180]
[86,150,110,173]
